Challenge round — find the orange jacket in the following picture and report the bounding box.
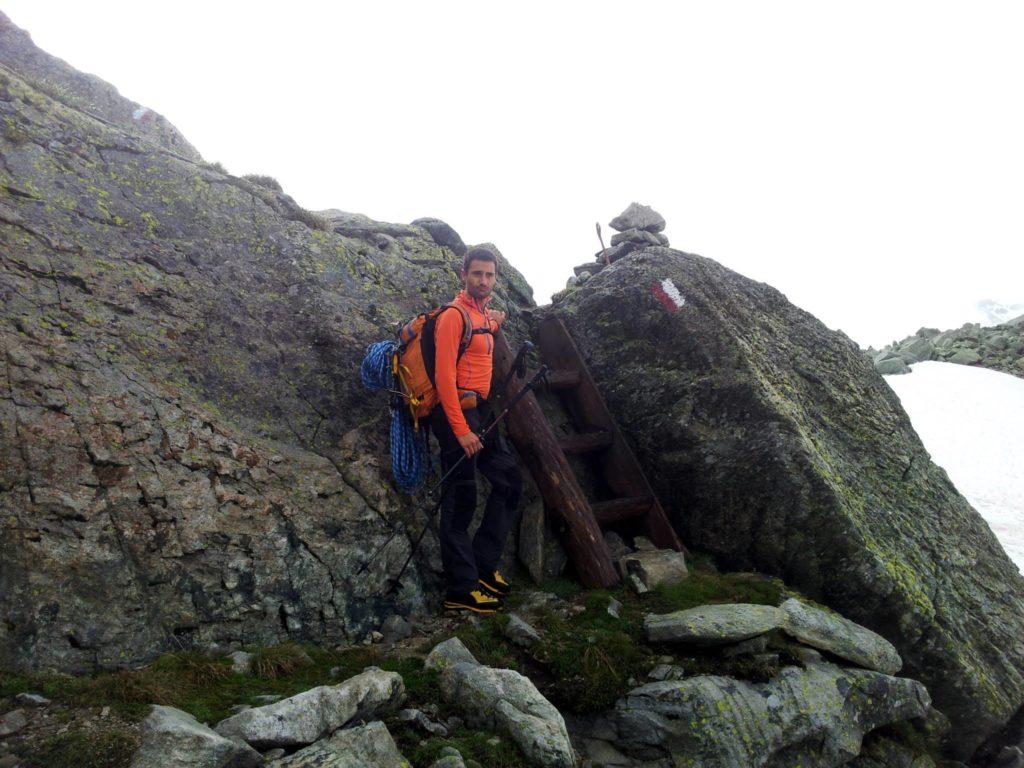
[434,290,499,437]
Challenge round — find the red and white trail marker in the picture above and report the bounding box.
[651,278,685,312]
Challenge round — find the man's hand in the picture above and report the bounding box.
[457,431,484,458]
[487,309,507,328]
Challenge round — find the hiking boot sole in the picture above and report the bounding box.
[442,600,499,614]
[479,579,510,598]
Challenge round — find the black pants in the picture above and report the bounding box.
[430,403,523,594]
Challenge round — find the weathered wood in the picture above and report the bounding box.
[591,496,654,525]
[491,331,620,588]
[544,370,581,390]
[538,317,686,554]
[558,430,613,454]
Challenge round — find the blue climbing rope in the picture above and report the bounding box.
[361,341,430,494]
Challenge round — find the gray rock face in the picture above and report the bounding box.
[214,668,405,749]
[0,12,202,161]
[609,203,666,233]
[613,660,931,767]
[131,705,262,768]
[645,604,784,645]
[426,638,575,768]
[781,598,902,674]
[0,15,535,673]
[549,247,1024,757]
[412,217,467,256]
[266,721,408,767]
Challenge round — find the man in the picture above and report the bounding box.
[430,247,523,614]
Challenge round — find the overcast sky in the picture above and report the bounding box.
[5,1,1023,347]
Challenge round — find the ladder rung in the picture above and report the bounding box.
[591,496,655,525]
[558,430,613,454]
[545,370,581,390]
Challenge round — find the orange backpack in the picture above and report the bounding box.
[393,303,475,425]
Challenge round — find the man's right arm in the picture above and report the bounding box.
[434,310,482,456]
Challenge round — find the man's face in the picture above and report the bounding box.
[462,258,497,300]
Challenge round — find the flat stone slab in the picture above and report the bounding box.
[214,667,404,749]
[644,604,785,644]
[780,598,902,674]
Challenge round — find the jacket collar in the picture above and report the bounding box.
[456,289,491,315]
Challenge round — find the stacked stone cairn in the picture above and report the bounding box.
[568,202,670,287]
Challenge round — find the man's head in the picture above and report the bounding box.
[461,247,498,301]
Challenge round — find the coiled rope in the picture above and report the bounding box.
[361,341,430,494]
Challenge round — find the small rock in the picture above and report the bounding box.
[370,631,385,644]
[619,548,688,591]
[626,573,649,594]
[633,536,656,551]
[609,202,666,233]
[398,708,448,737]
[723,635,770,658]
[15,693,50,708]
[263,748,286,760]
[230,650,254,675]
[606,598,622,619]
[425,637,478,673]
[329,666,342,678]
[0,711,27,738]
[380,615,413,645]
[647,664,686,681]
[251,695,282,703]
[503,614,542,647]
[100,706,110,718]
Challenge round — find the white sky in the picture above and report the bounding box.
[4,1,1024,347]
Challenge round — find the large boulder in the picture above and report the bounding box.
[425,638,575,768]
[549,247,1024,758]
[612,660,931,767]
[213,668,404,749]
[131,705,262,768]
[0,15,534,672]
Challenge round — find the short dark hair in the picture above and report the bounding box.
[462,247,498,274]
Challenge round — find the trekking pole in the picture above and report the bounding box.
[378,364,548,594]
[498,341,534,393]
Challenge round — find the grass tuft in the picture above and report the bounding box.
[251,643,314,680]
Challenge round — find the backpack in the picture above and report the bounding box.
[395,302,480,424]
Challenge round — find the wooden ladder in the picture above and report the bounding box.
[493,317,684,588]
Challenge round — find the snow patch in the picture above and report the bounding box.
[886,361,1024,573]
